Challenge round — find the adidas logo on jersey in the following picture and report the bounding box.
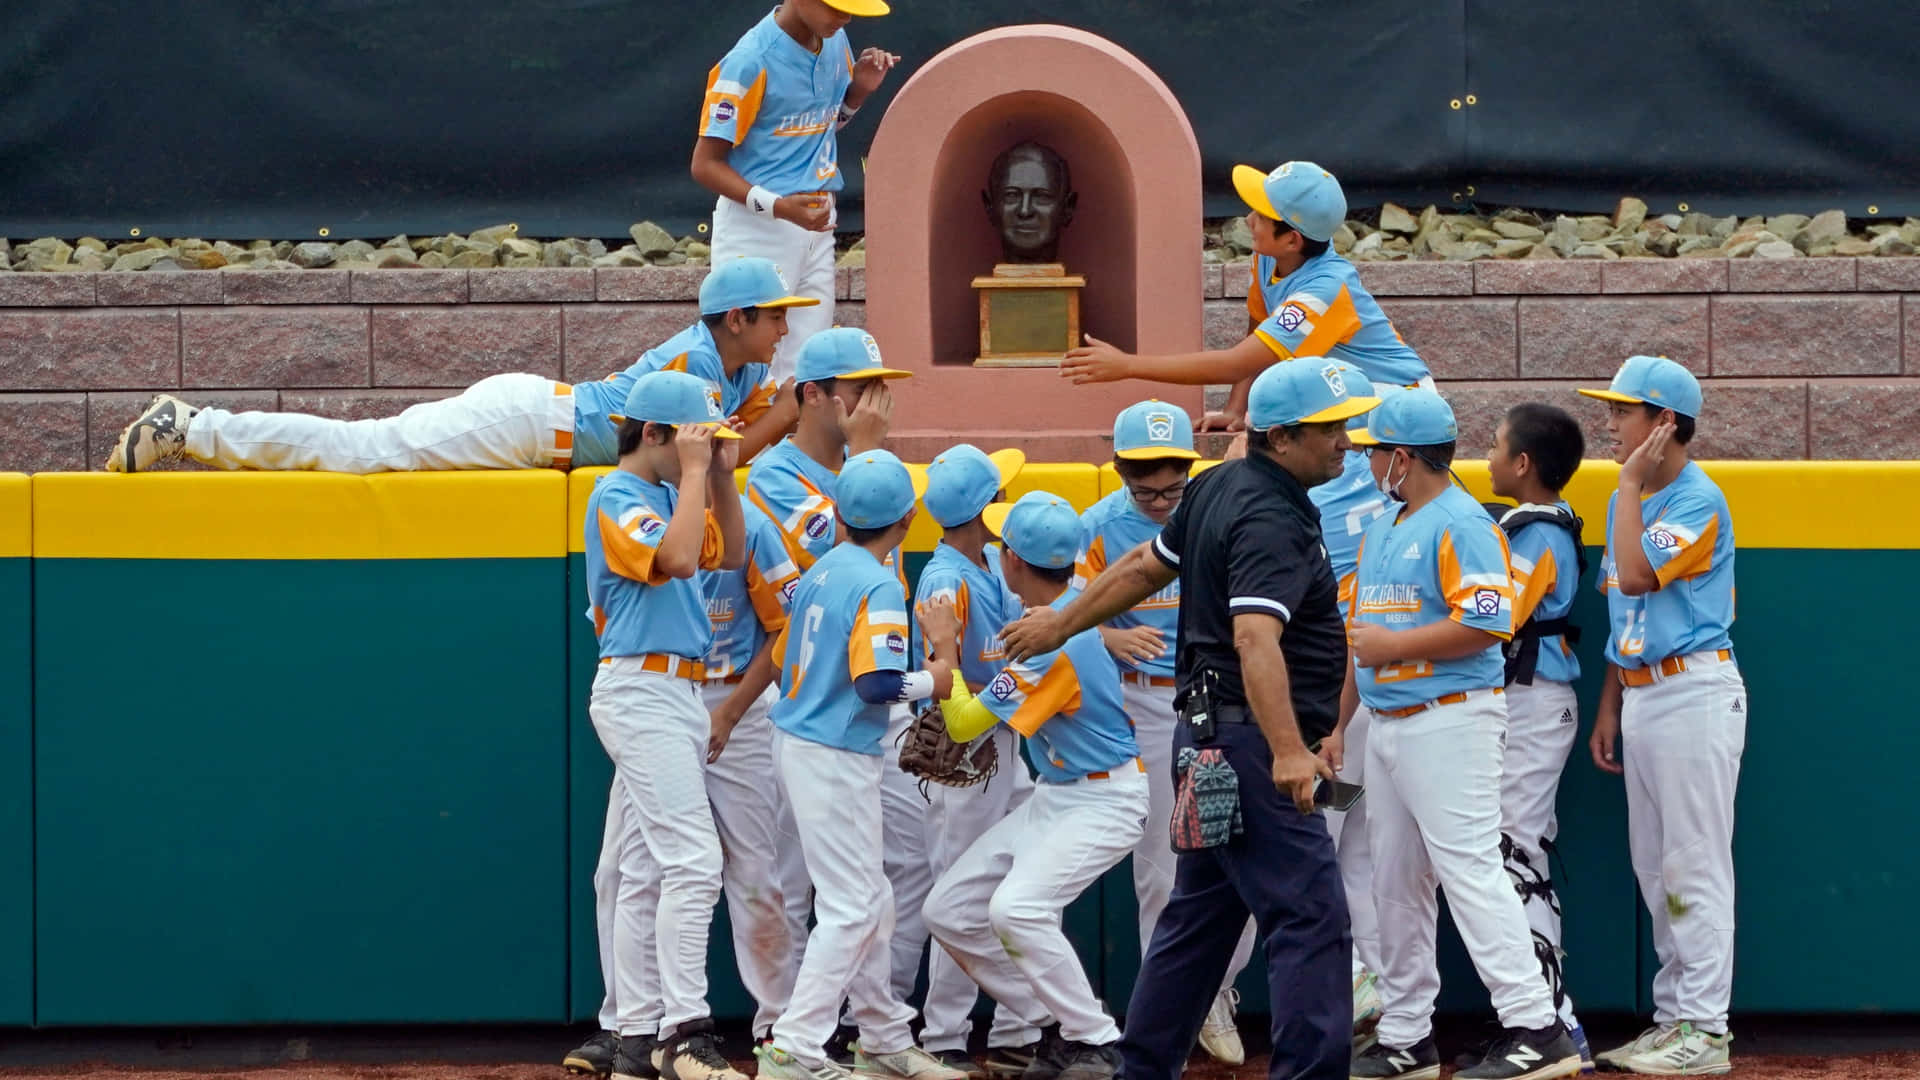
[1558,708,1575,724]
[1402,543,1421,559]
[1729,698,1744,713]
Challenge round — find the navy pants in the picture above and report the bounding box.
[1119,720,1351,1080]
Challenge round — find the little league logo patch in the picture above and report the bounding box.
[1278,305,1309,334]
[988,670,1018,701]
[1145,411,1176,442]
[861,333,884,368]
[804,512,832,540]
[705,387,723,418]
[1320,362,1347,396]
[884,631,907,655]
[711,100,736,126]
[1648,527,1679,551]
[637,516,666,538]
[779,578,799,604]
[1472,587,1502,617]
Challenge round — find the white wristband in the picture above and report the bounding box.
[835,103,859,129]
[746,185,779,219]
[897,670,935,703]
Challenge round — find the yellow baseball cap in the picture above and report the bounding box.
[823,0,890,14]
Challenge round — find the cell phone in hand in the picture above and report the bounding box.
[1314,779,1364,812]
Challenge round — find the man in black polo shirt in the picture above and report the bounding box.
[1003,359,1378,1080]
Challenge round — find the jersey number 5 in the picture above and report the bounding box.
[786,604,825,698]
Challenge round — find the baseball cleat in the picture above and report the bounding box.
[1456,1023,1581,1080]
[757,1045,857,1080]
[612,1036,661,1080]
[105,394,198,473]
[1596,1024,1676,1070]
[852,1045,968,1080]
[1610,1022,1731,1076]
[1051,1042,1121,1080]
[564,1029,619,1078]
[1005,1025,1067,1080]
[656,1019,746,1080]
[1197,987,1246,1065]
[926,1050,985,1079]
[826,1023,862,1068]
[1349,1036,1441,1080]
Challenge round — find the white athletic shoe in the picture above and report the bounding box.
[1595,1024,1676,1069]
[105,394,198,473]
[1198,987,1246,1066]
[853,1046,969,1080]
[1613,1023,1731,1076]
[758,1045,857,1080]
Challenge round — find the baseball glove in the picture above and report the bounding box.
[896,701,998,797]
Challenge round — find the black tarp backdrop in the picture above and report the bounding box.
[2,0,1917,241]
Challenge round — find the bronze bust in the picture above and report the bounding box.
[982,142,1077,264]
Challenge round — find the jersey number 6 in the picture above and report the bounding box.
[787,604,825,699]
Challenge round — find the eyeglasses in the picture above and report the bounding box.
[1127,481,1187,506]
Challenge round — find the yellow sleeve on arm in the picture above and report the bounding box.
[940,682,999,741]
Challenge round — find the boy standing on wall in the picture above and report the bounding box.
[693,0,900,382]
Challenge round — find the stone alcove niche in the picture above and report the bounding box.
[865,25,1205,460]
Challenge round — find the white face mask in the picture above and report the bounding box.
[1375,450,1408,502]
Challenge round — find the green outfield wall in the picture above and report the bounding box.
[0,461,1909,1025]
[2,475,31,1025]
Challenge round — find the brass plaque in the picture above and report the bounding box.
[986,288,1071,355]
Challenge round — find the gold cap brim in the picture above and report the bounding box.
[1233,164,1281,221]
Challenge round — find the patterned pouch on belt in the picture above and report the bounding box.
[1171,746,1243,853]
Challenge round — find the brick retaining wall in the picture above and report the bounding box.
[3,258,1917,471]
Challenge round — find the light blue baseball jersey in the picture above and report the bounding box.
[747,436,909,586]
[1600,463,1736,667]
[747,436,842,570]
[1313,454,1393,593]
[1348,485,1515,710]
[1248,250,1431,389]
[1509,501,1583,685]
[912,542,1012,691]
[585,470,725,660]
[700,12,853,195]
[1075,490,1180,679]
[572,320,778,468]
[771,542,913,755]
[702,503,802,679]
[978,590,1137,783]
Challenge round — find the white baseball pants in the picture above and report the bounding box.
[1366,691,1558,1048]
[1327,701,1382,979]
[772,729,917,1066]
[702,682,796,1040]
[1123,681,1259,991]
[184,372,573,473]
[1622,655,1745,1031]
[710,196,836,386]
[589,661,725,1038]
[1501,679,1582,1028]
[923,771,1150,1045]
[921,724,1042,1053]
[879,704,936,1003]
